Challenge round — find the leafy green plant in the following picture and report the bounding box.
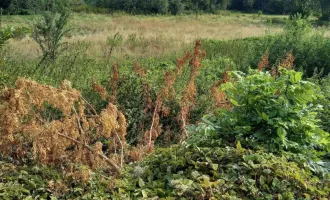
[0,159,112,199]
[191,68,329,160]
[0,26,28,50]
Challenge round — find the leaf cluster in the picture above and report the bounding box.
[0,159,112,199]
[113,145,330,199]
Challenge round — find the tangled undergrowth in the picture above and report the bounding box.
[0,39,329,199]
[112,65,330,199]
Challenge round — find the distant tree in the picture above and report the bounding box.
[230,0,254,11]
[7,0,29,14]
[287,0,320,18]
[169,0,185,15]
[219,0,231,10]
[122,0,139,13]
[320,0,330,21]
[84,0,323,16]
[0,0,11,10]
[138,0,169,14]
[243,0,255,11]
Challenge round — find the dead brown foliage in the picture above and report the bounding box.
[109,63,119,103]
[270,50,295,79]
[0,78,126,172]
[178,40,205,139]
[92,81,107,100]
[280,50,295,70]
[211,71,233,110]
[141,51,193,149]
[258,51,269,71]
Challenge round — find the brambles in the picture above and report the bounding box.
[111,56,329,199]
[0,78,126,172]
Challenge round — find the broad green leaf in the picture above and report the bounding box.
[236,141,245,153]
[211,164,219,171]
[261,112,269,121]
[141,190,148,198]
[138,178,145,188]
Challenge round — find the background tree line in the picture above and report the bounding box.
[1,0,330,21]
[87,0,330,20]
[0,0,73,15]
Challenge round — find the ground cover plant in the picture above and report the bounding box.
[0,4,330,199]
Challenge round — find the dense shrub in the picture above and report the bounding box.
[189,67,329,163]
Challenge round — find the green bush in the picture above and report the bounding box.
[191,68,329,159]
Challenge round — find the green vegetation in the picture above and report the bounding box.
[200,69,329,156]
[114,146,330,199]
[203,17,330,76]
[0,3,329,199]
[113,68,329,199]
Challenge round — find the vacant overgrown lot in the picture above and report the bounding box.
[0,12,330,199]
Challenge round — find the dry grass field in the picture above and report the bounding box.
[2,12,283,61]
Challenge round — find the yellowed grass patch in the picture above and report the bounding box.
[2,13,283,60]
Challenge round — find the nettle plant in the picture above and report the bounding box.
[192,67,330,159]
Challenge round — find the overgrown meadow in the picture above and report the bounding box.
[0,8,330,200]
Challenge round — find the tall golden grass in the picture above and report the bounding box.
[2,13,282,61]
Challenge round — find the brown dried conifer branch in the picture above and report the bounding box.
[0,78,126,173]
[114,132,124,168]
[57,132,121,173]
